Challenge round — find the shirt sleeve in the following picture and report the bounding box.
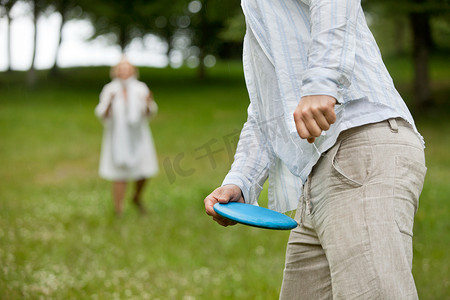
[147,100,158,117]
[222,102,270,205]
[300,0,359,103]
[95,84,113,120]
[144,85,158,119]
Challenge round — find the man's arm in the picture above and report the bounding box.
[204,102,271,226]
[295,0,359,142]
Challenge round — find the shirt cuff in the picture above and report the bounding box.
[300,67,351,104]
[222,171,260,206]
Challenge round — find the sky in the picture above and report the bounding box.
[0,1,169,71]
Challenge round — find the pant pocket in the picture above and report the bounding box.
[330,138,373,187]
[394,155,427,236]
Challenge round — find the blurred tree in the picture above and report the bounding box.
[136,0,184,57]
[363,0,450,109]
[81,0,171,52]
[218,10,245,59]
[78,0,243,78]
[1,0,83,77]
[0,0,18,72]
[26,0,51,86]
[73,0,242,78]
[81,0,135,51]
[410,0,434,109]
[187,0,241,78]
[49,0,82,76]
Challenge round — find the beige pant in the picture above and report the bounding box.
[280,119,426,300]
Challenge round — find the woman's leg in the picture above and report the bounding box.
[133,178,148,214]
[113,181,127,216]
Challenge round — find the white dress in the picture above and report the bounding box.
[95,77,159,181]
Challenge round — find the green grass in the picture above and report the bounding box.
[0,58,449,299]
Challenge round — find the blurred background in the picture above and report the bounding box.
[1,0,449,299]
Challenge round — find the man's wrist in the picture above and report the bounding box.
[300,67,350,104]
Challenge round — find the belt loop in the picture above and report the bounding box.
[299,176,312,227]
[388,118,398,133]
[305,174,313,215]
[299,194,305,227]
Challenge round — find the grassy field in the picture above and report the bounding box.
[0,58,449,299]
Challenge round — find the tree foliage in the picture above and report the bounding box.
[0,0,18,71]
[26,0,54,86]
[50,0,81,75]
[2,0,449,90]
[188,0,241,77]
[81,0,242,77]
[363,0,450,109]
[80,0,184,52]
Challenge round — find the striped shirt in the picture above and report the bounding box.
[222,0,424,212]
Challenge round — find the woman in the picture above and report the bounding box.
[95,57,158,216]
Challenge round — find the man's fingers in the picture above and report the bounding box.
[294,114,320,142]
[323,105,337,125]
[294,114,311,139]
[204,194,218,217]
[311,107,332,131]
[294,95,337,141]
[204,185,243,227]
[216,188,233,203]
[309,100,336,133]
[297,109,322,138]
[213,216,237,227]
[303,116,323,137]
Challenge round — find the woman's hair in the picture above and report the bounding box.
[110,56,139,79]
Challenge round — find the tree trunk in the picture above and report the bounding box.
[197,50,206,79]
[196,0,208,79]
[6,13,12,72]
[393,18,406,56]
[27,0,39,87]
[119,26,127,53]
[409,10,433,109]
[51,10,66,76]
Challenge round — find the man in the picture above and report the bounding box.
[204,0,427,299]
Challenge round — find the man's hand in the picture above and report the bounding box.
[204,184,244,227]
[293,95,337,143]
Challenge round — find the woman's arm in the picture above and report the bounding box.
[145,91,158,117]
[95,85,114,120]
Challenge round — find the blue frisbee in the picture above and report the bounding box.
[213,202,298,230]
